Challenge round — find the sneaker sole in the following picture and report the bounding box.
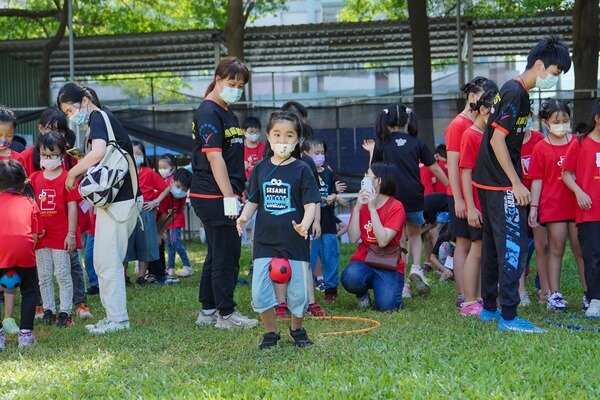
[195,319,217,326]
[214,321,258,329]
[498,325,547,333]
[408,273,431,295]
[88,325,129,334]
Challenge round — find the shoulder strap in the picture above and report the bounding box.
[98,110,117,143]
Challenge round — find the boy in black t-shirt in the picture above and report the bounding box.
[473,36,571,333]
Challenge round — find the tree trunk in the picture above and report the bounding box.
[225,0,246,59]
[38,0,69,106]
[407,0,435,151]
[572,0,599,126]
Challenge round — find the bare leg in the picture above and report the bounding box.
[453,237,471,295]
[546,222,568,293]
[568,222,587,292]
[406,223,423,267]
[260,308,277,333]
[532,225,550,298]
[462,240,482,302]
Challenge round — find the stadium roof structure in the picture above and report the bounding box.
[0,13,576,77]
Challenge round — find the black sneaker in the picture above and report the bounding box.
[259,332,281,350]
[86,286,100,296]
[42,310,56,325]
[289,328,313,348]
[56,312,72,328]
[135,277,147,287]
[125,276,132,286]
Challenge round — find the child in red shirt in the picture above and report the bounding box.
[433,144,448,193]
[529,99,586,311]
[0,160,42,349]
[30,132,81,328]
[458,88,497,317]
[124,142,170,286]
[243,117,265,180]
[0,106,25,166]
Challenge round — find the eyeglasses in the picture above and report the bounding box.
[39,154,62,160]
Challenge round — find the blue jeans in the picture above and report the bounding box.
[310,233,340,290]
[84,234,98,288]
[341,261,404,311]
[167,227,191,269]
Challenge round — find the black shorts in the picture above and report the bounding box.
[468,226,483,241]
[448,195,470,239]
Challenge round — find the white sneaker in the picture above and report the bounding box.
[195,309,218,326]
[409,265,431,295]
[215,311,258,329]
[547,291,568,311]
[166,276,180,284]
[402,283,412,299]
[86,318,130,334]
[76,304,93,319]
[177,266,194,278]
[585,299,600,317]
[519,291,531,307]
[166,268,175,277]
[357,293,371,308]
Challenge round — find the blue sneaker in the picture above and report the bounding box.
[479,308,501,322]
[498,316,546,333]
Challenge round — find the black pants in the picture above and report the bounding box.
[578,222,600,301]
[0,267,38,331]
[191,197,241,316]
[478,189,528,320]
[148,241,167,281]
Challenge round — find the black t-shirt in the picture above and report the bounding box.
[247,158,321,261]
[423,193,449,225]
[372,131,436,212]
[88,108,135,202]
[474,79,530,188]
[190,100,245,196]
[317,166,337,234]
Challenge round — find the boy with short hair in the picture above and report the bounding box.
[473,36,571,333]
[242,117,264,180]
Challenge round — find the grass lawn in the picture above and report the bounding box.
[1,242,598,399]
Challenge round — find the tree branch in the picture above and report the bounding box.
[243,1,256,26]
[0,8,61,19]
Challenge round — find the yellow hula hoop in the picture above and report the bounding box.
[308,315,381,336]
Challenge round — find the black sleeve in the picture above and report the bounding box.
[419,140,436,167]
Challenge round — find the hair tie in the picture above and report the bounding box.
[406,107,412,115]
[383,109,389,114]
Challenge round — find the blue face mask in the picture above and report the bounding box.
[525,118,532,131]
[219,85,243,104]
[171,186,188,199]
[0,140,11,149]
[70,107,90,126]
[135,156,145,166]
[535,66,559,90]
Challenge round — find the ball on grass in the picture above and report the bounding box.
[269,257,292,284]
[0,269,22,290]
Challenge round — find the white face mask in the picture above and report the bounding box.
[271,143,295,158]
[219,85,243,104]
[536,66,559,89]
[40,158,62,171]
[549,123,570,137]
[246,133,260,142]
[159,168,173,179]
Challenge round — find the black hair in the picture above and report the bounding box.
[539,98,571,121]
[159,153,177,168]
[375,103,410,143]
[39,107,69,133]
[469,88,498,114]
[264,111,304,159]
[0,105,17,129]
[173,168,193,188]
[460,76,496,98]
[300,137,324,153]
[37,131,67,156]
[579,99,600,142]
[12,135,27,148]
[281,101,308,120]
[0,159,28,193]
[574,122,588,135]
[56,82,102,108]
[242,116,261,131]
[302,123,316,140]
[407,108,419,137]
[131,141,150,167]
[526,36,571,73]
[204,57,250,98]
[435,144,447,159]
[370,161,397,197]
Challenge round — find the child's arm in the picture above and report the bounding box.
[65,200,78,253]
[312,205,321,239]
[430,253,445,272]
[461,168,481,228]
[362,139,375,166]
[236,201,258,236]
[528,180,542,227]
[429,162,449,188]
[336,220,348,238]
[490,129,530,205]
[156,211,175,236]
[561,170,592,210]
[447,150,467,219]
[293,202,316,239]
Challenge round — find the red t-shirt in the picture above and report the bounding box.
[158,176,187,229]
[349,197,406,274]
[520,130,544,191]
[562,136,600,224]
[0,192,43,268]
[0,149,25,166]
[244,142,265,179]
[445,113,473,196]
[528,137,576,223]
[459,126,483,212]
[30,170,82,250]
[433,160,447,193]
[138,167,168,202]
[419,163,434,196]
[21,147,78,176]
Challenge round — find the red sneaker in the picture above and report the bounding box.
[275,302,289,318]
[306,302,329,317]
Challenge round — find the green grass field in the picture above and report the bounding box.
[1,242,598,399]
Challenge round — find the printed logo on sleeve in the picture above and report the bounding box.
[262,178,295,215]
